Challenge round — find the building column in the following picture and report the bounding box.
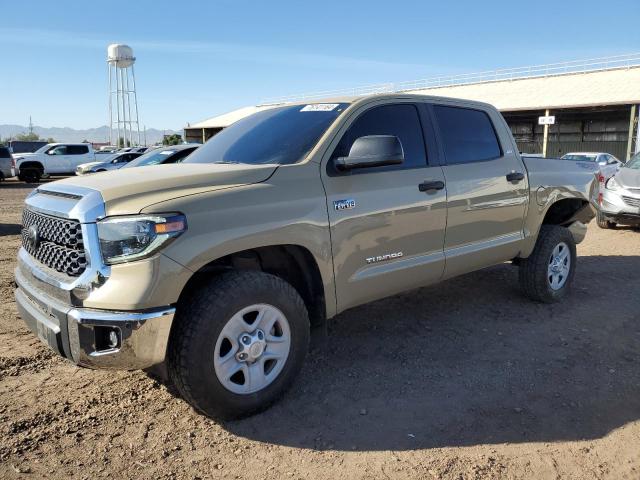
[542,109,550,157]
[635,105,640,155]
[202,128,206,144]
[626,105,637,160]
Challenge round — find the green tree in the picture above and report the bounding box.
[163,134,183,146]
[45,137,56,143]
[118,137,131,148]
[15,132,40,141]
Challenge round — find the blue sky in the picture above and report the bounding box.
[1,0,639,131]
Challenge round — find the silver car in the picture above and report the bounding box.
[0,146,16,180]
[76,151,143,175]
[561,152,623,179]
[596,152,640,228]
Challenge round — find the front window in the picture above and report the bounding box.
[184,103,349,166]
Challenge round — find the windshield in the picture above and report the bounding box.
[185,103,349,166]
[124,148,176,168]
[561,154,597,162]
[626,152,640,169]
[34,144,53,154]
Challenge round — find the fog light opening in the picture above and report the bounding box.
[94,326,121,352]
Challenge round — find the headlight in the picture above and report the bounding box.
[97,214,187,265]
[605,177,620,191]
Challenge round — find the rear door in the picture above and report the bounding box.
[431,103,529,278]
[321,101,447,312]
[66,145,91,172]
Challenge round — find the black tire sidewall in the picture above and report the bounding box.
[169,271,309,419]
[543,229,577,302]
[520,226,577,303]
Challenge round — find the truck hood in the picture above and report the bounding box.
[615,167,640,189]
[14,152,39,160]
[51,163,278,215]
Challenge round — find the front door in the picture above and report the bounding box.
[322,101,447,312]
[430,103,529,278]
[44,145,70,173]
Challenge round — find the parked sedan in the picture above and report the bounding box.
[596,151,640,228]
[561,152,623,179]
[121,144,199,169]
[75,151,143,175]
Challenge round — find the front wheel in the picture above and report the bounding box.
[21,169,42,183]
[518,225,577,303]
[168,270,310,419]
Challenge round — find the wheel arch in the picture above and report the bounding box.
[176,244,328,329]
[520,195,595,258]
[18,160,44,172]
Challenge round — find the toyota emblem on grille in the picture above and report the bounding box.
[27,225,40,250]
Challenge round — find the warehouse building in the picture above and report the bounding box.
[185,54,640,160]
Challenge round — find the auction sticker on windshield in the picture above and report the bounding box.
[300,104,339,112]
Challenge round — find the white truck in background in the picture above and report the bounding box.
[14,143,97,182]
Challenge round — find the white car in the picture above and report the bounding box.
[15,143,96,182]
[561,152,623,179]
[76,151,143,175]
[596,152,640,228]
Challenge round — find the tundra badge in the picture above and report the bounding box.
[334,199,356,211]
[366,252,403,264]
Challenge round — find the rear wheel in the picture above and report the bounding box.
[168,270,310,419]
[596,211,616,229]
[519,225,577,303]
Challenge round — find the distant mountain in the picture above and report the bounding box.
[0,124,179,145]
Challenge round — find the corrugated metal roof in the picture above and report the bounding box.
[186,105,279,129]
[405,66,640,111]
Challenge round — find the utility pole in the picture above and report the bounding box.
[28,116,34,136]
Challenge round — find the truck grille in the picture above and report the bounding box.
[21,209,87,277]
[622,196,640,208]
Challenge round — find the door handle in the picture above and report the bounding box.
[418,180,445,192]
[506,172,525,182]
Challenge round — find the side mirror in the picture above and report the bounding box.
[334,135,404,171]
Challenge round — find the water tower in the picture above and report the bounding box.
[107,44,141,147]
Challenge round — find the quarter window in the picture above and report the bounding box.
[434,105,502,164]
[332,104,427,171]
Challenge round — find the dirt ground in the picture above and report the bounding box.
[0,178,639,480]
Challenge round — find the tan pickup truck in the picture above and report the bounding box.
[15,94,596,418]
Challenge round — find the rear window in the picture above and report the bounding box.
[124,149,179,168]
[0,147,11,158]
[434,105,502,164]
[67,145,90,155]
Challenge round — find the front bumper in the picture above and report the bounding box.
[600,187,640,224]
[15,264,174,370]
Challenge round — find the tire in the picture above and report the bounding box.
[596,211,616,229]
[168,270,310,419]
[519,225,577,303]
[22,169,42,183]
